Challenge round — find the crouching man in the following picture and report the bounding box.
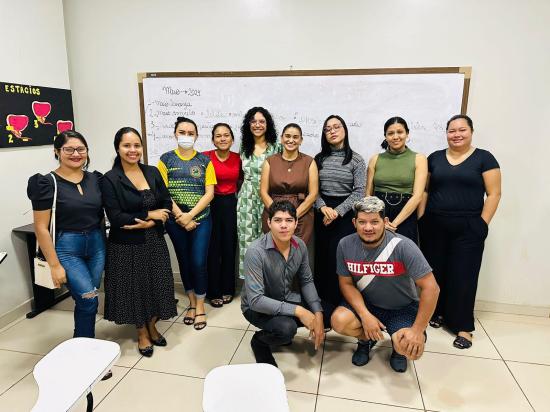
[241,200,330,367]
[331,196,439,372]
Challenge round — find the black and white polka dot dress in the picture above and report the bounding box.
[104,190,177,327]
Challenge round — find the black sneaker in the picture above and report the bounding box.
[352,340,376,366]
[251,333,278,367]
[389,350,408,373]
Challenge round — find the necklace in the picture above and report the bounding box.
[282,153,300,172]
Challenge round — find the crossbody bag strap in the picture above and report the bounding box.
[356,237,402,292]
[35,173,58,256]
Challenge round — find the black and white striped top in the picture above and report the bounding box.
[315,148,366,216]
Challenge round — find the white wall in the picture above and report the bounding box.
[40,0,550,309]
[0,0,70,320]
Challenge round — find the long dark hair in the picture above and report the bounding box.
[53,130,90,170]
[381,116,409,149]
[314,115,352,170]
[113,127,142,167]
[240,107,277,158]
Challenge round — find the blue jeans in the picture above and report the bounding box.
[56,228,105,338]
[166,216,211,298]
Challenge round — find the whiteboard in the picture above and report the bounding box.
[139,69,468,166]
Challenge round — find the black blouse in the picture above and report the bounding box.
[426,148,499,216]
[27,171,104,231]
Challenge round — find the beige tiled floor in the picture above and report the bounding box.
[0,296,548,411]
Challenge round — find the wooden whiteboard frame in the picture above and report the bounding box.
[137,67,471,162]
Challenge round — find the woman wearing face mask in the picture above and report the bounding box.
[27,130,105,339]
[314,115,366,308]
[203,123,242,307]
[237,107,280,278]
[159,117,216,330]
[101,127,176,357]
[260,123,318,244]
[366,117,427,244]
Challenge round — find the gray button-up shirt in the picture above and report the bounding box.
[241,233,323,316]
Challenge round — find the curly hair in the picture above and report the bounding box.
[240,107,277,158]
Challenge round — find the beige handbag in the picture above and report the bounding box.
[33,173,57,289]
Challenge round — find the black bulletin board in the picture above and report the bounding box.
[0,82,75,148]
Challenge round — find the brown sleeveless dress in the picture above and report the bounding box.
[261,153,314,244]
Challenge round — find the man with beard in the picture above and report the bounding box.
[331,196,439,372]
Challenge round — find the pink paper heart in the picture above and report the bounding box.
[57,120,73,134]
[7,114,29,132]
[32,101,51,118]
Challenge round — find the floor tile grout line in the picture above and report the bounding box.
[0,315,29,335]
[501,360,536,412]
[0,348,44,357]
[419,349,501,361]
[91,364,133,411]
[505,359,550,367]
[312,337,326,412]
[323,339,503,361]
[477,319,536,412]
[0,370,33,398]
[412,359,427,411]
[182,323,250,332]
[475,309,550,318]
[227,328,249,365]
[316,393,425,410]
[127,366,206,380]
[476,317,506,362]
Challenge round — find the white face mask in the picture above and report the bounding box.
[177,135,195,149]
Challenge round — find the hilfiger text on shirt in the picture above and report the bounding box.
[344,260,406,277]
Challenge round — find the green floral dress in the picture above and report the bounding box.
[237,143,281,278]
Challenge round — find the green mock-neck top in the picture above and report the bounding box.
[373,147,416,194]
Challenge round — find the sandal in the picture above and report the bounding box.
[453,335,472,349]
[222,295,234,304]
[429,315,444,328]
[183,307,196,325]
[194,313,207,330]
[210,298,223,308]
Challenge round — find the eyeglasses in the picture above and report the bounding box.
[250,119,266,125]
[62,146,87,154]
[324,124,342,133]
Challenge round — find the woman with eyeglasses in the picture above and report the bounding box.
[366,117,427,244]
[260,123,318,244]
[160,117,216,330]
[237,107,280,278]
[314,115,366,307]
[204,123,242,307]
[101,127,177,357]
[27,130,105,339]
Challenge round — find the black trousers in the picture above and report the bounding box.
[207,194,237,299]
[419,213,488,334]
[243,300,334,347]
[314,196,355,307]
[375,191,418,244]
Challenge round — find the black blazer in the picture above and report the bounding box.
[101,163,172,244]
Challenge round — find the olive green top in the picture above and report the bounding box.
[373,147,416,194]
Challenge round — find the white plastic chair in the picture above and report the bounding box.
[203,363,290,412]
[32,338,120,412]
